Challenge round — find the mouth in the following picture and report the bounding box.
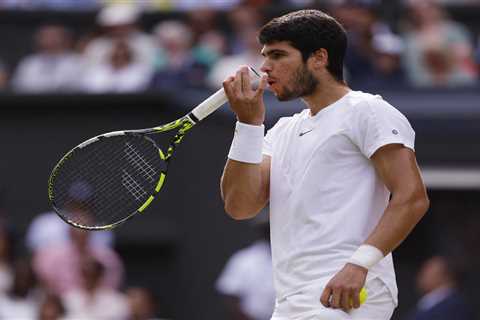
[267,78,278,91]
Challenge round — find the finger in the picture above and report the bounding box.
[240,66,251,94]
[330,288,342,309]
[352,288,361,309]
[222,76,235,100]
[233,69,243,96]
[341,288,352,311]
[320,287,332,307]
[254,75,268,98]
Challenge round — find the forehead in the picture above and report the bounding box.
[260,41,299,55]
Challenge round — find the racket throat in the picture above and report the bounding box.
[164,132,186,160]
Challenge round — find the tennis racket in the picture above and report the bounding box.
[48,67,261,230]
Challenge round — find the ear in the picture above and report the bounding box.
[308,48,328,70]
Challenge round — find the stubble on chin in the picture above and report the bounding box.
[276,65,318,101]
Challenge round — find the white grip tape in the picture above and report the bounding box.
[191,87,228,121]
[228,121,264,164]
[191,67,261,121]
[347,244,384,270]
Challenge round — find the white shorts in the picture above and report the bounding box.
[270,277,396,320]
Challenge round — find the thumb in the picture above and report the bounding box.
[254,75,268,98]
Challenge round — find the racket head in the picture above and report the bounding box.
[48,132,168,230]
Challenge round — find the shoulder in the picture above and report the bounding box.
[345,91,391,111]
[344,91,406,121]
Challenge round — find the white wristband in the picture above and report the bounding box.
[228,121,264,164]
[348,245,384,270]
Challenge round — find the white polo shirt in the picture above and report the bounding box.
[263,90,415,305]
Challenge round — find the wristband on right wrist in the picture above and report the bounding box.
[347,244,384,270]
[228,121,265,164]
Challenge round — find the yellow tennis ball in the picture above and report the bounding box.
[359,287,368,305]
[349,287,368,306]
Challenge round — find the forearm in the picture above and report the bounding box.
[221,158,268,219]
[365,193,429,255]
[220,66,269,219]
[323,199,426,311]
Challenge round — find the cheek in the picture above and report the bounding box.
[274,65,294,88]
[277,63,293,76]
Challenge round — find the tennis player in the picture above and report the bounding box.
[221,9,429,320]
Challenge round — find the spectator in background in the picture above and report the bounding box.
[192,30,228,71]
[126,287,160,320]
[0,60,8,91]
[331,0,395,87]
[207,6,263,89]
[38,294,66,320]
[216,214,275,320]
[363,32,407,88]
[227,5,264,54]
[83,4,154,69]
[0,258,40,319]
[174,0,241,11]
[149,20,209,90]
[0,0,98,10]
[0,225,14,294]
[26,181,114,253]
[207,26,264,89]
[12,24,82,93]
[63,258,129,319]
[33,227,124,295]
[475,33,480,80]
[186,8,221,44]
[404,255,474,320]
[402,0,477,87]
[26,210,114,253]
[82,39,152,93]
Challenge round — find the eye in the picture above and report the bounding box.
[270,52,283,60]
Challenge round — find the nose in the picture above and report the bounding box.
[260,60,272,74]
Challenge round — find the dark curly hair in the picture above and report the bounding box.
[258,10,347,82]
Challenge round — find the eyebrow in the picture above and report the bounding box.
[261,49,288,57]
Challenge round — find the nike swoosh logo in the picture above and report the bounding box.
[299,129,313,136]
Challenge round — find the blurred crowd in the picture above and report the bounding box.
[0,0,479,94]
[0,213,164,320]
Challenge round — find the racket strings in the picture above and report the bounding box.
[121,169,148,201]
[59,140,130,225]
[51,135,165,228]
[124,142,157,182]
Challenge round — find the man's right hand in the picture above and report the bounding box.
[223,66,268,126]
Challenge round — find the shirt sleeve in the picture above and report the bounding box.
[348,96,415,158]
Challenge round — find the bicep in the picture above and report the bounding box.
[371,144,424,195]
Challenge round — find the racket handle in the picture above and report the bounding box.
[191,67,261,122]
[191,87,228,122]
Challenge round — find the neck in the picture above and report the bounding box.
[302,79,350,116]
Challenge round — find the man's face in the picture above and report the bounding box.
[260,41,318,101]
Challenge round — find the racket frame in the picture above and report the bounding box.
[48,113,198,230]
